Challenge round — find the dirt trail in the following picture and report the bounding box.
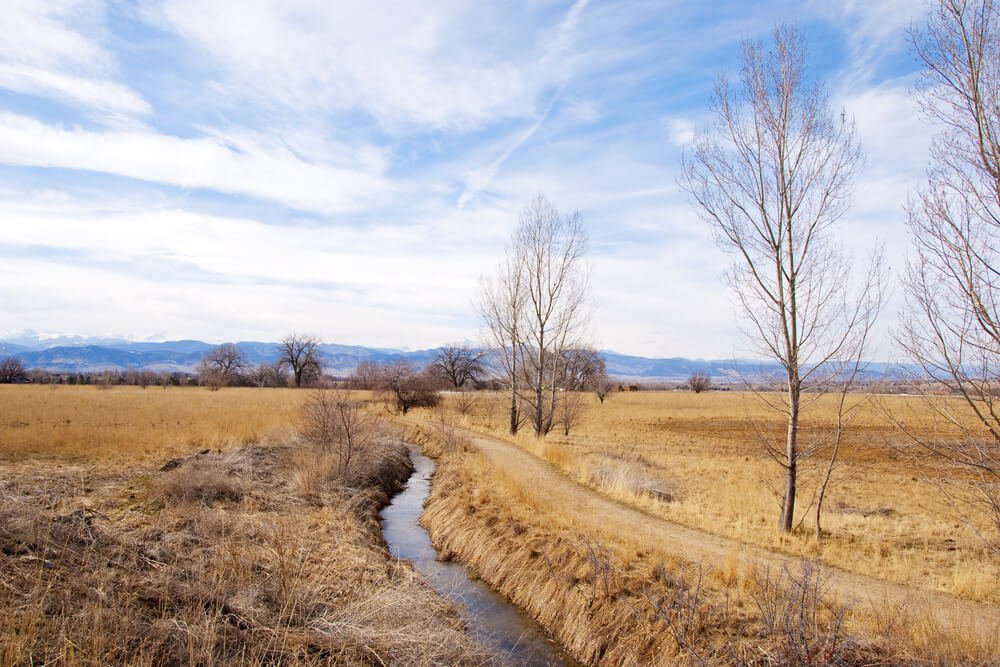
[445,424,1000,644]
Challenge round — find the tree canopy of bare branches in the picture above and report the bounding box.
[198,343,248,389]
[479,195,592,436]
[688,372,711,394]
[376,361,442,414]
[278,334,323,387]
[558,347,606,392]
[899,0,1000,551]
[430,345,485,388]
[0,356,27,384]
[682,25,881,532]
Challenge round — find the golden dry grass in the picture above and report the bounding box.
[436,390,1000,605]
[0,385,308,460]
[0,386,494,666]
[412,419,998,665]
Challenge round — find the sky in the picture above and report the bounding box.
[0,0,933,358]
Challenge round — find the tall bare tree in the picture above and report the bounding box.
[517,196,590,436]
[278,334,323,387]
[480,195,591,437]
[682,26,881,532]
[899,0,1000,551]
[479,235,527,434]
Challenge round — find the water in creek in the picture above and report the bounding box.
[379,446,572,667]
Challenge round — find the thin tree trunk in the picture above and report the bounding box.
[509,383,519,435]
[781,380,800,532]
[534,345,545,436]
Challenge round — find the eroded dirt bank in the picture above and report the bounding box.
[0,439,494,665]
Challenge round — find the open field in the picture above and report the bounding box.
[4,384,998,664]
[408,417,1000,665]
[0,386,492,666]
[0,385,312,461]
[436,390,1000,605]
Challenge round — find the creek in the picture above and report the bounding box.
[379,445,571,667]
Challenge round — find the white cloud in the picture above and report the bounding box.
[142,0,601,133]
[812,0,929,87]
[665,117,696,147]
[0,113,389,214]
[1,0,150,117]
[143,0,542,131]
[0,192,500,346]
[0,64,151,116]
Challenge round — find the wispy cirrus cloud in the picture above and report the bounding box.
[142,0,553,131]
[1,0,150,117]
[0,112,389,214]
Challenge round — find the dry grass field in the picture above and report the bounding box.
[437,390,1000,605]
[409,417,999,665]
[0,385,492,666]
[0,385,310,460]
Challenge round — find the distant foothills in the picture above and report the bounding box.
[0,333,911,382]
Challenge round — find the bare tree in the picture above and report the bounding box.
[198,343,248,389]
[348,360,380,390]
[898,0,1000,551]
[0,356,27,383]
[430,345,485,388]
[682,26,881,532]
[376,361,442,414]
[518,197,591,436]
[479,243,527,434]
[593,377,615,404]
[278,334,323,387]
[688,372,712,394]
[480,195,591,437]
[558,347,606,392]
[556,389,587,436]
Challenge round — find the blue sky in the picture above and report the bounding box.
[0,0,930,357]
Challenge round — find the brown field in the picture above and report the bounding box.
[0,385,491,666]
[0,385,310,460]
[436,390,1000,605]
[408,415,999,665]
[3,384,998,665]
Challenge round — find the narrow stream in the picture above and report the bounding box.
[380,446,571,667]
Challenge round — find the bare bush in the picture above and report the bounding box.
[748,562,851,665]
[452,389,478,416]
[557,390,586,436]
[299,389,377,477]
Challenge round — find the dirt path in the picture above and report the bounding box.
[445,424,1000,644]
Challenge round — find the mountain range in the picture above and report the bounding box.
[0,333,908,381]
